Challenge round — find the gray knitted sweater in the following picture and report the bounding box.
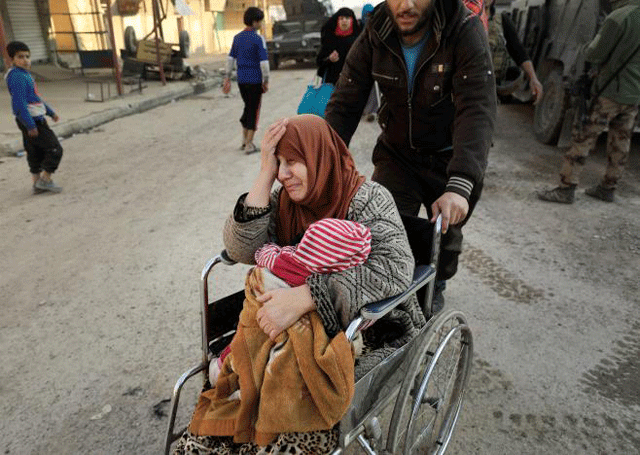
[223,181,426,345]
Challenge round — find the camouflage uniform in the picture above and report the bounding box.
[560,96,638,188]
[487,13,512,83]
[539,1,640,202]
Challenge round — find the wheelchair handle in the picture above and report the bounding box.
[200,250,236,370]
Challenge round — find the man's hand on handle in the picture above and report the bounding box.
[430,192,469,234]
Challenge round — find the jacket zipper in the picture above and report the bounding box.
[372,71,399,82]
[378,31,441,150]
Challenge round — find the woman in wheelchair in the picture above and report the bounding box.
[174,114,426,454]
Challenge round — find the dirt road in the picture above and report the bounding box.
[1,64,639,454]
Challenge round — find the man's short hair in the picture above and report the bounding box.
[243,7,264,26]
[7,41,30,59]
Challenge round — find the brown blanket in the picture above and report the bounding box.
[188,267,355,446]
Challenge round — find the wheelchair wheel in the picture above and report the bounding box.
[386,310,473,455]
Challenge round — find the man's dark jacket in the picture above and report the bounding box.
[325,0,496,200]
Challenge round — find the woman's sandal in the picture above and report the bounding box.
[244,143,259,154]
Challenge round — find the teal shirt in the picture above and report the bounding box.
[401,33,429,93]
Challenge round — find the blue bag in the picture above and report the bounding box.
[297,74,334,118]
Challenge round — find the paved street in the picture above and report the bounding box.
[1,62,639,454]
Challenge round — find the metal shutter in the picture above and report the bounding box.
[6,0,48,61]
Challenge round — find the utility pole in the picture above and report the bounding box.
[104,1,124,95]
[152,0,167,85]
[0,12,11,69]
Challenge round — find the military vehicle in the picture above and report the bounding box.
[507,0,614,145]
[266,17,325,70]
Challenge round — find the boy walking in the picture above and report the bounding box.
[222,7,269,154]
[5,41,63,193]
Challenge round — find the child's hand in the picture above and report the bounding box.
[27,128,38,137]
[222,78,231,94]
[52,114,60,122]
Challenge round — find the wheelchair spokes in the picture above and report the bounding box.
[388,311,473,455]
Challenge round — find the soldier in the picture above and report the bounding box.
[485,0,542,103]
[538,0,640,204]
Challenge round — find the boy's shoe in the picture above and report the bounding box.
[537,185,575,204]
[239,143,246,151]
[244,143,259,154]
[585,184,615,202]
[32,182,47,194]
[34,178,63,193]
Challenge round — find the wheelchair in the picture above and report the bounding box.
[164,215,473,455]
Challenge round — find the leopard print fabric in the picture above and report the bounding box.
[172,428,339,455]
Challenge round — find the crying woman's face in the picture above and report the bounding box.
[276,155,309,203]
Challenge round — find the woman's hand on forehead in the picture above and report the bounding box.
[247,118,289,207]
[260,118,288,178]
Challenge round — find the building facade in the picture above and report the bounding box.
[1,0,52,64]
[1,0,284,71]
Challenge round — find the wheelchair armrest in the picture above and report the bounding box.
[360,265,436,320]
[344,265,435,341]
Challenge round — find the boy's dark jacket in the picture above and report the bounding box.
[325,0,496,199]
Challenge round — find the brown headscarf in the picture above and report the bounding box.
[276,115,365,245]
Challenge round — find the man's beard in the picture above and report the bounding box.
[394,7,432,37]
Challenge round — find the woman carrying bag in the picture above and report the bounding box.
[316,8,360,85]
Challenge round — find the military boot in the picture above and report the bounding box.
[537,185,576,204]
[585,184,615,202]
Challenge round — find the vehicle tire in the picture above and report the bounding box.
[124,26,138,55]
[179,30,190,58]
[386,310,473,455]
[269,54,279,70]
[534,67,569,145]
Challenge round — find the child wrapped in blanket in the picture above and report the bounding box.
[209,217,371,382]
